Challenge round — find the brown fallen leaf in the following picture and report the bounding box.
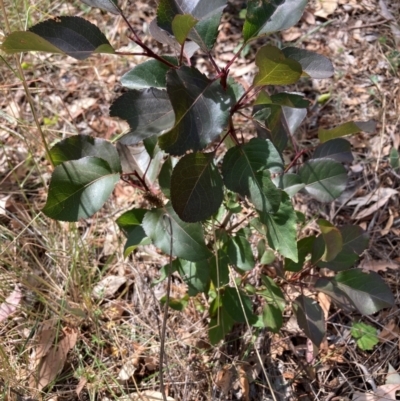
[92,275,127,299]
[360,260,400,273]
[75,376,87,397]
[314,0,338,18]
[378,319,400,343]
[30,319,57,371]
[238,364,250,401]
[353,384,400,400]
[122,391,176,401]
[0,285,22,323]
[30,327,78,391]
[215,365,234,396]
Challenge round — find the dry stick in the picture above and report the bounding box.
[0,0,54,167]
[159,215,173,401]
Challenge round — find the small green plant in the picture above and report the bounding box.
[1,0,394,349]
[351,322,379,351]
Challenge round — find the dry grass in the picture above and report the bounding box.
[1,0,400,400]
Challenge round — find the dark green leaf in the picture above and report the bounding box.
[120,57,177,89]
[159,156,175,197]
[318,120,377,143]
[262,303,283,333]
[280,173,305,197]
[175,258,210,296]
[312,138,353,163]
[282,47,334,79]
[226,229,255,271]
[110,89,175,145]
[142,202,212,262]
[171,152,223,222]
[253,45,302,86]
[161,294,189,310]
[143,136,159,158]
[334,270,394,315]
[243,0,307,42]
[80,0,120,14]
[389,147,400,171]
[317,225,368,271]
[222,138,283,214]
[260,275,285,312]
[293,295,325,346]
[270,92,310,108]
[117,209,150,257]
[172,14,198,44]
[285,236,315,272]
[209,307,234,344]
[222,287,257,324]
[159,66,232,155]
[42,157,119,221]
[260,192,298,262]
[49,134,121,173]
[157,0,227,50]
[299,158,347,202]
[2,17,114,60]
[209,250,230,287]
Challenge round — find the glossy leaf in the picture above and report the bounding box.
[42,157,120,221]
[293,295,325,347]
[2,17,114,60]
[175,258,210,296]
[226,229,255,271]
[253,45,302,86]
[280,173,305,197]
[171,152,223,222]
[317,219,343,262]
[172,14,198,44]
[222,287,257,324]
[318,120,377,143]
[312,138,353,163]
[299,158,347,202]
[317,225,369,271]
[285,236,315,272]
[142,202,212,262]
[334,270,394,315]
[80,0,120,14]
[243,0,307,42]
[120,57,177,89]
[157,0,227,50]
[260,192,298,262]
[49,135,121,173]
[282,47,334,79]
[222,138,283,214]
[159,67,232,155]
[117,209,151,257]
[110,89,175,146]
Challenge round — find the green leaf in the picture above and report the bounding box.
[269,92,310,108]
[389,147,400,171]
[260,275,285,312]
[318,120,377,143]
[261,303,283,333]
[2,17,114,60]
[260,192,298,262]
[226,229,255,271]
[316,219,343,262]
[222,138,284,214]
[292,295,325,347]
[171,152,223,222]
[222,287,257,324]
[209,307,234,345]
[334,270,394,315]
[79,0,120,14]
[157,0,227,50]
[172,14,198,44]
[209,250,230,288]
[285,236,315,272]
[159,156,175,198]
[253,45,302,86]
[142,202,212,262]
[351,322,378,351]
[317,225,368,271]
[116,209,150,257]
[49,135,121,173]
[312,138,353,163]
[120,57,178,89]
[42,157,120,221]
[282,47,334,79]
[161,294,189,311]
[243,0,307,42]
[110,89,175,146]
[175,258,210,296]
[280,173,305,197]
[299,158,347,202]
[159,66,232,155]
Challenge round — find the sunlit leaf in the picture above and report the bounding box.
[316,219,343,262]
[261,303,283,332]
[172,14,198,44]
[318,120,377,143]
[285,236,315,272]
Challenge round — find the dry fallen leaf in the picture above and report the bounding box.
[92,275,127,299]
[238,364,250,401]
[215,365,234,396]
[0,285,22,323]
[76,376,88,397]
[314,0,338,18]
[379,320,400,343]
[118,360,137,381]
[30,319,57,370]
[121,391,176,401]
[360,260,400,273]
[353,384,400,400]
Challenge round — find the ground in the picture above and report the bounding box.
[1,0,400,400]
